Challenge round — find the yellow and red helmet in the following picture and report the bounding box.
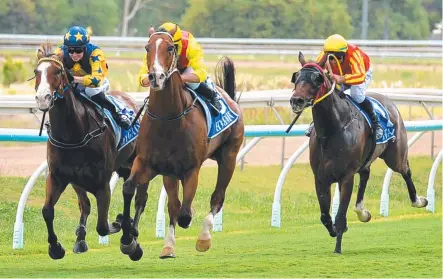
[158,22,182,44]
[323,34,348,53]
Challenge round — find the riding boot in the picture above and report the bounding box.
[195,82,222,116]
[305,122,314,137]
[359,98,383,140]
[91,92,131,129]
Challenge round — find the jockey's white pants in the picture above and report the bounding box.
[343,68,372,104]
[75,77,111,98]
[183,67,215,90]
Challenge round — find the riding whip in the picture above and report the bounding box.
[285,112,302,134]
[39,111,46,136]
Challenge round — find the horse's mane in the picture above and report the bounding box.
[37,41,63,62]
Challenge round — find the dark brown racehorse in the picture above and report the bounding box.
[34,43,137,259]
[289,52,428,254]
[118,27,244,261]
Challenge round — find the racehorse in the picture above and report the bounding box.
[34,43,138,259]
[118,26,244,261]
[289,52,428,254]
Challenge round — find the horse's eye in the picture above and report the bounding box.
[167,45,174,52]
[34,69,38,74]
[145,45,151,53]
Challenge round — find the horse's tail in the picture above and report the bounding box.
[215,56,236,101]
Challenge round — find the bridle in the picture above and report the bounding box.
[148,32,179,80]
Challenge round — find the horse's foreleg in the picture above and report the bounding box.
[131,182,149,239]
[42,173,68,260]
[160,176,180,259]
[334,175,354,254]
[354,168,372,222]
[72,186,91,254]
[315,178,335,237]
[178,169,199,229]
[120,156,153,261]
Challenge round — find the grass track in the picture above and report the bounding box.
[0,156,441,277]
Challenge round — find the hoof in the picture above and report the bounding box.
[333,249,342,254]
[159,246,176,259]
[128,243,143,261]
[178,214,192,229]
[120,237,137,255]
[412,197,428,208]
[196,238,211,252]
[49,242,65,260]
[355,208,372,223]
[109,222,121,234]
[73,240,88,254]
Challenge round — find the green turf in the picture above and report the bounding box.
[0,156,441,277]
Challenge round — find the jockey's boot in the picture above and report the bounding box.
[91,92,132,130]
[195,83,222,116]
[360,98,383,140]
[305,122,314,137]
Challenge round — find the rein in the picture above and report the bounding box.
[36,56,106,148]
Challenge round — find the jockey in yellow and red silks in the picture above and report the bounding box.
[306,34,382,140]
[55,25,131,129]
[138,22,222,114]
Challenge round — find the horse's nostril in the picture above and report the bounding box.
[159,73,166,80]
[295,98,304,105]
[45,94,51,101]
[148,74,155,81]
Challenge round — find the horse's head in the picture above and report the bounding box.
[144,25,179,90]
[289,52,331,113]
[34,43,71,111]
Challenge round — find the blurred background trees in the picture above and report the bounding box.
[0,0,441,39]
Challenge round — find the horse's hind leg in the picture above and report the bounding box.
[383,144,428,207]
[196,148,238,252]
[72,186,91,253]
[315,178,336,237]
[42,173,68,260]
[353,168,372,222]
[160,176,180,259]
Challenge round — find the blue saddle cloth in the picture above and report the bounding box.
[346,95,395,144]
[185,85,239,139]
[80,92,140,151]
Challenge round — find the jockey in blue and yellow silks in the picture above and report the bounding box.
[138,22,222,115]
[55,25,131,129]
[306,34,383,140]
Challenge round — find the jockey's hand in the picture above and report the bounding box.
[141,75,150,87]
[331,74,345,84]
[73,76,84,84]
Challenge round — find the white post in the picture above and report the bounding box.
[379,132,425,217]
[98,172,120,245]
[13,160,48,249]
[331,183,340,222]
[155,186,168,238]
[213,208,223,232]
[426,149,442,213]
[271,140,309,227]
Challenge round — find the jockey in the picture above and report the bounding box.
[138,22,222,115]
[306,34,383,140]
[55,25,131,129]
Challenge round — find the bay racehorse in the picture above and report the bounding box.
[289,52,428,253]
[34,43,138,259]
[118,27,244,261]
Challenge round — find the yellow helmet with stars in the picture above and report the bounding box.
[158,22,182,44]
[323,34,348,53]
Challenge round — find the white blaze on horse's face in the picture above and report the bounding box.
[35,62,52,111]
[151,38,167,90]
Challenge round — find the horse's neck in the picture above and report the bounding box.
[312,89,350,138]
[148,73,187,121]
[48,90,89,142]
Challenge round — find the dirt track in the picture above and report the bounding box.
[0,132,440,177]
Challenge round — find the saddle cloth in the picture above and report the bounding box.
[186,80,239,139]
[79,92,140,151]
[346,95,396,144]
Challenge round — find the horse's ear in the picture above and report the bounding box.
[148,25,155,37]
[36,48,45,61]
[291,71,298,84]
[298,52,306,66]
[318,54,327,69]
[168,24,178,37]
